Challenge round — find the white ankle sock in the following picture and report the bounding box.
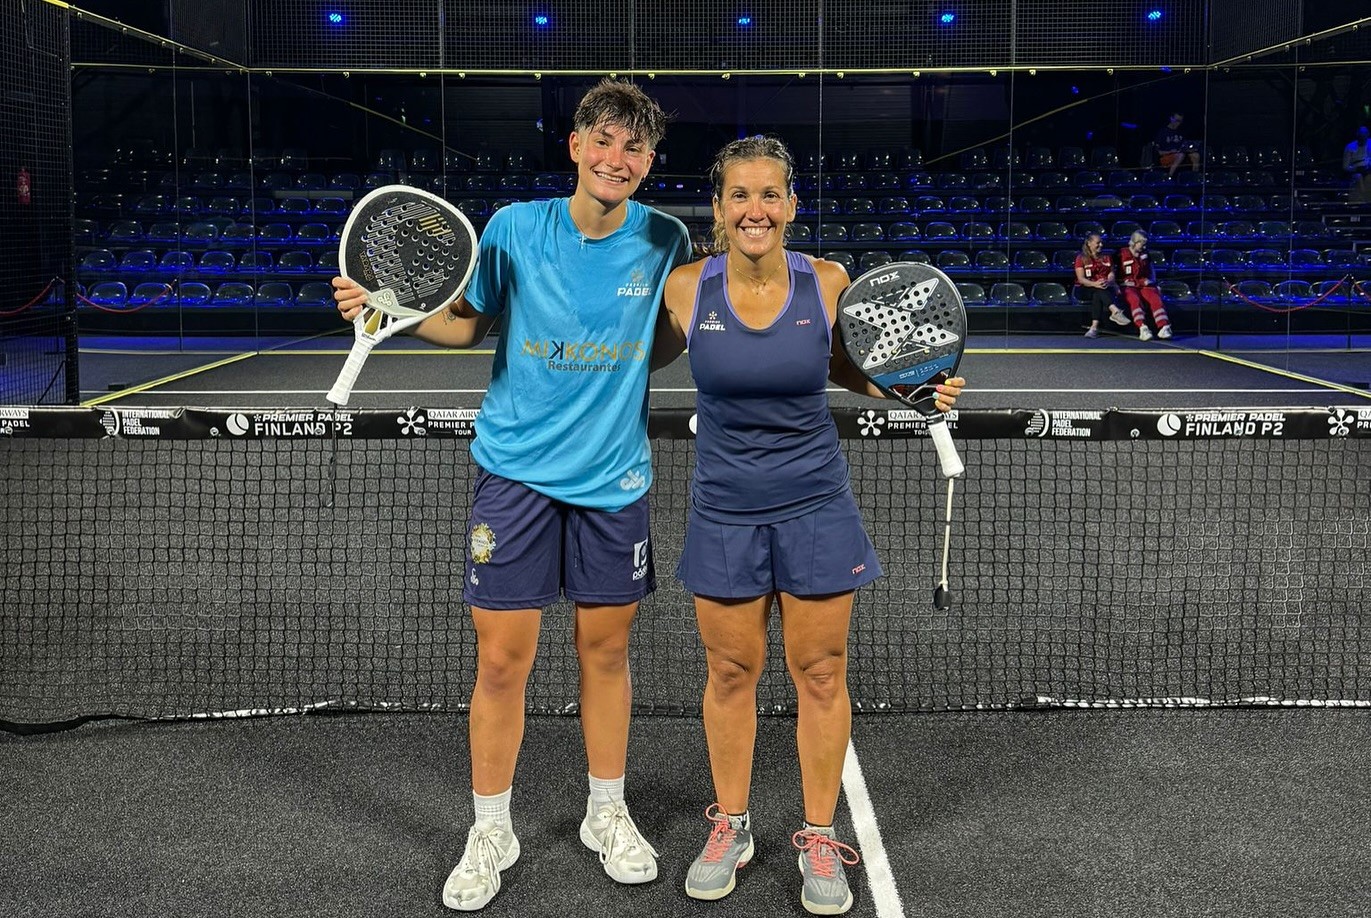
[588,773,625,808]
[473,788,512,831]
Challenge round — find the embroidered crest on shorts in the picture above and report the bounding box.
[470,522,496,565]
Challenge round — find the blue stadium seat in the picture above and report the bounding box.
[1058,147,1086,169]
[851,223,885,242]
[79,250,117,273]
[897,249,931,264]
[937,172,970,191]
[1275,279,1312,303]
[1246,248,1285,268]
[947,196,980,214]
[278,250,314,273]
[1036,222,1070,242]
[159,250,195,273]
[107,221,144,244]
[329,173,361,191]
[410,149,439,172]
[818,224,849,243]
[1036,172,1069,191]
[295,223,333,245]
[960,148,989,170]
[924,222,957,241]
[254,282,294,308]
[129,282,173,307]
[1031,282,1070,305]
[1014,249,1049,271]
[990,282,1028,305]
[904,171,934,190]
[858,251,893,272]
[257,223,293,243]
[1209,249,1246,270]
[1228,279,1273,302]
[1158,280,1193,304]
[1171,249,1204,269]
[239,250,275,273]
[1019,196,1051,214]
[1026,147,1054,169]
[295,173,328,191]
[119,249,158,273]
[1055,195,1089,214]
[1000,222,1033,241]
[276,197,312,216]
[176,281,213,308]
[888,222,920,242]
[213,282,255,307]
[937,251,971,270]
[295,281,333,308]
[955,282,987,305]
[846,198,876,216]
[87,281,128,307]
[316,250,340,274]
[199,250,236,272]
[1150,220,1183,241]
[975,250,1010,270]
[962,222,995,242]
[789,223,814,244]
[913,195,945,213]
[206,197,242,218]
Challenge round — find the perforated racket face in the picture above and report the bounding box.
[837,261,966,404]
[339,184,478,314]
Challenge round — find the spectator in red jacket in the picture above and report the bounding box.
[1074,232,1128,338]
[1117,231,1172,340]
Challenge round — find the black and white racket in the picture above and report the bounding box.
[837,261,967,609]
[325,185,478,406]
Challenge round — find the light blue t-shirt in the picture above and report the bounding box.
[464,197,691,511]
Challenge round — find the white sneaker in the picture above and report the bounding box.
[442,821,520,911]
[1158,325,1173,339]
[1083,326,1099,338]
[579,797,659,884]
[1138,325,1154,341]
[1108,307,1131,326]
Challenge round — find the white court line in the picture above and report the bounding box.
[843,739,904,918]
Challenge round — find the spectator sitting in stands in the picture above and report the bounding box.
[1343,125,1371,204]
[1117,230,1172,341]
[1156,113,1201,178]
[1075,231,1129,338]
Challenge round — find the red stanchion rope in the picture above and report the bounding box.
[1352,280,1371,305]
[0,277,61,317]
[75,283,174,314]
[1221,275,1351,314]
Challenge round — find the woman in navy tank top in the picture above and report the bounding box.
[654,136,965,914]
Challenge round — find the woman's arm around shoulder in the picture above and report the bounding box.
[651,258,707,371]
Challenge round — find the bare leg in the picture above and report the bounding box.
[779,591,854,826]
[696,595,771,813]
[469,607,542,795]
[575,602,639,779]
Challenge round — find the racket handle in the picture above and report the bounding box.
[326,333,377,406]
[927,414,964,479]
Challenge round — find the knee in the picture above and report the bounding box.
[789,651,848,705]
[577,627,631,676]
[476,643,536,695]
[706,654,762,698]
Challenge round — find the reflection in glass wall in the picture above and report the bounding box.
[67,5,1369,358]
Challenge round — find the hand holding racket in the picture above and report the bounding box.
[837,261,968,609]
[326,185,478,406]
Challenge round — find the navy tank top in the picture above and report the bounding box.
[686,250,850,524]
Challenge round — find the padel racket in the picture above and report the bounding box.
[837,261,967,609]
[325,185,478,406]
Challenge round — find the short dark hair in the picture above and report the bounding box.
[572,79,669,149]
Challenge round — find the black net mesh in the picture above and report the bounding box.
[2,407,1367,727]
[0,1,76,405]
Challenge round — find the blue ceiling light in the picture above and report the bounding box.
[737,15,753,27]
[325,11,345,25]
[1147,9,1164,22]
[533,13,550,27]
[939,12,956,25]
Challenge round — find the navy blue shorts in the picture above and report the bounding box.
[675,492,882,599]
[462,468,655,610]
